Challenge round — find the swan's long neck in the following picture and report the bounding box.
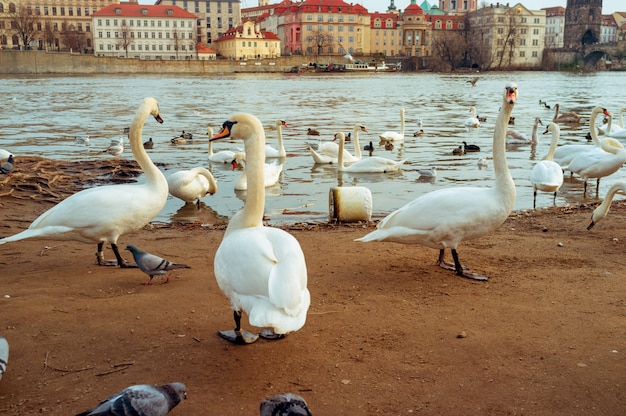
[232,121,266,231]
[129,102,164,187]
[553,104,560,122]
[400,110,405,135]
[620,108,626,129]
[493,99,516,210]
[207,128,214,156]
[198,167,217,192]
[589,107,604,146]
[593,181,626,223]
[545,126,560,161]
[337,133,346,170]
[353,124,362,159]
[531,119,540,144]
[276,120,285,154]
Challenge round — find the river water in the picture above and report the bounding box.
[1,71,624,225]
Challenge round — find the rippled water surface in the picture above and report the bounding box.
[1,71,625,225]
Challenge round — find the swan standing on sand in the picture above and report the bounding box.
[355,82,518,281]
[231,152,283,191]
[210,114,310,344]
[0,97,168,267]
[337,132,405,173]
[379,108,406,142]
[464,106,480,128]
[265,120,288,158]
[587,181,626,229]
[167,167,218,209]
[530,122,564,208]
[551,106,610,170]
[207,127,237,163]
[309,124,366,164]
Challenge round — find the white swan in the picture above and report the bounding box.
[355,82,518,281]
[568,120,626,197]
[587,181,626,229]
[530,122,564,208]
[551,106,610,170]
[167,167,218,208]
[464,106,480,128]
[337,132,405,173]
[0,149,12,160]
[379,108,406,142]
[231,152,283,191]
[207,127,237,164]
[309,124,366,164]
[210,113,310,344]
[264,120,288,158]
[0,97,169,267]
[605,108,626,139]
[507,117,541,145]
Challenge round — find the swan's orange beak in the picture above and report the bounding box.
[231,159,237,171]
[603,108,612,117]
[505,86,517,104]
[211,120,237,141]
[281,120,288,127]
[360,126,368,133]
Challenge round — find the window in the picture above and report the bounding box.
[520,51,525,57]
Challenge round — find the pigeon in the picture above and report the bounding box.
[260,393,313,416]
[125,244,191,285]
[75,382,186,416]
[0,334,8,382]
[0,155,14,176]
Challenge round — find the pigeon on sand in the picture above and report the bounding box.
[125,244,191,285]
[0,155,14,176]
[260,393,313,416]
[75,382,186,416]
[0,334,8,382]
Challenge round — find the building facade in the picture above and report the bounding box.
[438,0,477,15]
[213,19,279,59]
[563,0,602,50]
[369,11,401,57]
[155,0,240,47]
[543,6,565,48]
[600,14,616,43]
[92,3,197,60]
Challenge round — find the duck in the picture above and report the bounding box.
[355,82,518,281]
[265,120,288,158]
[384,141,394,151]
[336,132,405,173]
[508,116,515,125]
[464,106,480,128]
[231,152,283,191]
[167,167,218,209]
[477,115,487,122]
[529,122,564,208]
[364,141,374,156]
[551,106,611,172]
[307,128,320,136]
[418,166,437,178]
[104,137,124,158]
[309,124,366,164]
[207,127,237,163]
[462,141,480,152]
[171,136,187,145]
[0,97,169,267]
[210,113,310,344]
[568,117,626,198]
[413,129,424,137]
[539,99,551,109]
[143,137,154,149]
[553,103,582,123]
[452,145,464,155]
[587,181,626,230]
[379,108,406,142]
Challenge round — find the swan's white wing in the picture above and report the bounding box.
[530,161,564,190]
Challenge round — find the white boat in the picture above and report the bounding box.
[343,61,400,72]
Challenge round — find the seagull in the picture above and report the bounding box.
[260,393,313,416]
[75,382,187,416]
[418,166,437,178]
[0,334,8,382]
[0,155,14,176]
[125,244,191,285]
[104,137,124,158]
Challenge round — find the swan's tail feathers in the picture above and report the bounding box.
[354,230,384,243]
[0,226,74,245]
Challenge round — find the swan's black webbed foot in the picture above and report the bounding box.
[219,329,259,344]
[259,329,285,340]
[451,249,488,281]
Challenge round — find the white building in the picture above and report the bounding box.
[600,14,617,43]
[92,3,198,60]
[543,6,565,48]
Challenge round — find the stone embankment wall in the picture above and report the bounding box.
[0,51,311,74]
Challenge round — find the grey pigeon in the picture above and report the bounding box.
[260,393,313,416]
[125,244,191,285]
[0,334,8,381]
[0,155,14,175]
[76,382,186,416]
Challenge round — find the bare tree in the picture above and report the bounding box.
[172,26,181,59]
[308,29,333,59]
[41,22,56,51]
[116,20,134,58]
[494,10,521,70]
[431,30,464,71]
[9,4,40,49]
[465,16,494,71]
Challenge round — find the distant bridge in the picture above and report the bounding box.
[583,43,622,69]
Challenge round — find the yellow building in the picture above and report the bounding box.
[213,19,280,60]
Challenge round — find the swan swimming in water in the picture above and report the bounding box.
[587,181,626,229]
[529,122,564,208]
[0,97,169,267]
[264,120,288,158]
[167,167,218,209]
[207,127,237,163]
[210,113,310,344]
[379,108,406,142]
[355,82,518,281]
[309,124,366,164]
[464,106,480,128]
[553,103,582,123]
[336,132,405,173]
[231,152,283,191]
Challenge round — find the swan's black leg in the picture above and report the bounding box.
[583,180,588,197]
[219,310,259,344]
[451,249,489,281]
[596,178,601,198]
[436,249,456,271]
[533,190,537,209]
[553,191,557,205]
[112,243,135,268]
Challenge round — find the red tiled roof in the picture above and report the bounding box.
[405,4,424,15]
[197,43,216,54]
[92,4,197,19]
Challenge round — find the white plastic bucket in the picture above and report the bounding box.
[329,186,373,222]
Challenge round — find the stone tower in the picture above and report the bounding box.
[563,0,603,50]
